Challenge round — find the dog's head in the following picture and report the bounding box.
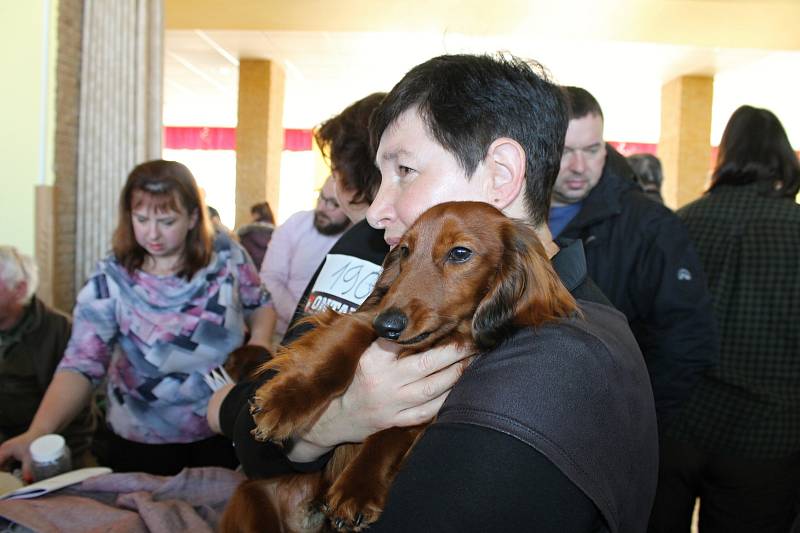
[365,201,577,351]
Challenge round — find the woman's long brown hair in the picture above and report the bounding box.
[112,160,213,279]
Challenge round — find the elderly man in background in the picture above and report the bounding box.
[0,246,95,469]
[259,176,351,343]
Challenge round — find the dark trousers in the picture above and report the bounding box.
[105,431,239,476]
[649,436,800,533]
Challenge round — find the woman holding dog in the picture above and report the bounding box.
[0,160,272,479]
[206,93,469,479]
[210,55,658,533]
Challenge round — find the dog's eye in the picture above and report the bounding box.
[399,245,410,259]
[447,246,473,263]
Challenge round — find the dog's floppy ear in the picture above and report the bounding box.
[359,244,403,311]
[472,219,577,348]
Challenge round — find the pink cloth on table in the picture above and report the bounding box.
[0,467,245,533]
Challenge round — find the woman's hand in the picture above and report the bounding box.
[247,306,277,350]
[0,430,47,483]
[285,340,472,463]
[0,371,92,482]
[207,383,235,435]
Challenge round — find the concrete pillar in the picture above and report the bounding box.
[73,0,163,291]
[48,0,163,311]
[50,0,163,309]
[235,59,285,229]
[45,0,84,311]
[35,185,56,308]
[658,75,714,209]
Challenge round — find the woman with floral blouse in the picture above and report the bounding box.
[0,160,272,479]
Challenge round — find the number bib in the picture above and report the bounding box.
[304,254,383,315]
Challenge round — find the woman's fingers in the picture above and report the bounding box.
[398,344,472,380]
[358,341,470,387]
[0,436,34,483]
[0,445,12,471]
[300,342,475,447]
[22,457,33,484]
[0,436,25,470]
[399,358,464,407]
[393,391,450,427]
[355,339,402,384]
[356,342,473,422]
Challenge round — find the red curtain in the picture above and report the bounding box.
[163,127,313,151]
[608,141,658,157]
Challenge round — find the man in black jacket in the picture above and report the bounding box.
[550,86,718,433]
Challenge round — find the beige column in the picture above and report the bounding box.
[658,75,714,209]
[51,0,83,312]
[73,0,163,291]
[35,186,56,308]
[50,0,163,309]
[49,0,163,309]
[235,59,285,229]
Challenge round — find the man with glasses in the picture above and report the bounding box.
[259,176,350,343]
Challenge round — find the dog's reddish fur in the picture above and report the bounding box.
[221,202,578,532]
[224,344,273,382]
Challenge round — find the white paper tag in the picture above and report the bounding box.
[304,254,382,315]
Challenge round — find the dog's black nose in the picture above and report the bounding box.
[373,309,408,340]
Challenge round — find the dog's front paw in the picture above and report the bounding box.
[249,376,317,442]
[323,476,386,532]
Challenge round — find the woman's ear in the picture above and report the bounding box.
[483,137,526,211]
[189,208,199,230]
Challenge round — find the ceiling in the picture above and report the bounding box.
[164,0,800,50]
[162,1,800,146]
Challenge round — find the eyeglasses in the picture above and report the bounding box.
[317,191,340,210]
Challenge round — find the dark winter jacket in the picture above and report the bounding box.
[236,222,274,270]
[557,146,718,430]
[0,297,95,456]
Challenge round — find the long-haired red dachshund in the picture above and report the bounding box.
[222,201,577,532]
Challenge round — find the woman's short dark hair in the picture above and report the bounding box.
[315,93,386,206]
[369,54,567,226]
[627,153,663,189]
[250,201,275,224]
[710,105,800,197]
[113,160,213,279]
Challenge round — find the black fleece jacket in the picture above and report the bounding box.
[557,146,718,430]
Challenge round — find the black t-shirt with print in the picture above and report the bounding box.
[282,218,389,345]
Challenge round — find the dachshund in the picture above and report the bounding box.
[225,201,578,532]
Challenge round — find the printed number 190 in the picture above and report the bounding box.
[329,262,378,300]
